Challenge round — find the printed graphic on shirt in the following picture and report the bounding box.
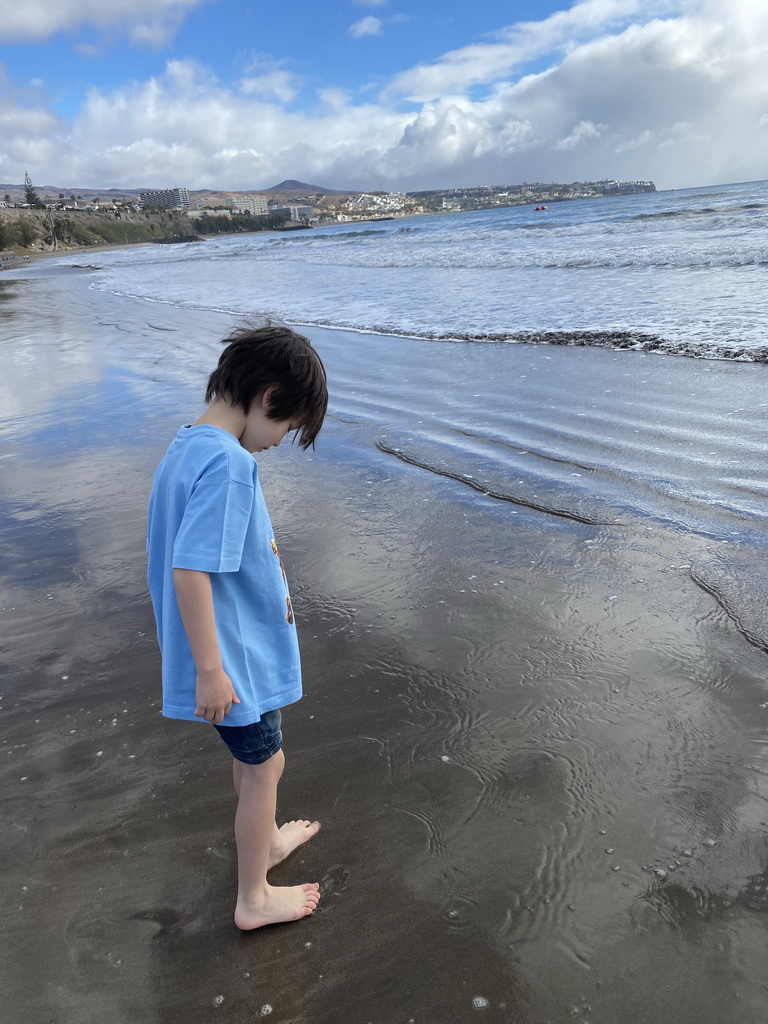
[270,538,294,624]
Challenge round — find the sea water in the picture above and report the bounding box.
[48,180,768,544]
[56,178,768,360]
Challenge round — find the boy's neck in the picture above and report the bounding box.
[194,399,246,442]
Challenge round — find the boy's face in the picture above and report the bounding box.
[239,391,300,454]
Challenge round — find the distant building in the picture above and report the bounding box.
[271,204,314,222]
[139,187,190,211]
[597,180,655,195]
[225,195,269,215]
[187,209,232,219]
[441,197,477,211]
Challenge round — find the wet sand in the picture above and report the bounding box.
[1,268,768,1024]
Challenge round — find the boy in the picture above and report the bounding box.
[147,321,328,930]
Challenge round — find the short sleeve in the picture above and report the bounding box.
[172,458,254,573]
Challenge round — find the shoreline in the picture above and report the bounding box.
[0,225,305,269]
[0,238,158,266]
[8,251,768,364]
[2,270,768,1023]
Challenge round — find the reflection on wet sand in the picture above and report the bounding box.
[1,268,768,1024]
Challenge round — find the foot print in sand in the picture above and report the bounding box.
[317,864,351,903]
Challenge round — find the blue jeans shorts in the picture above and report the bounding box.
[213,708,283,765]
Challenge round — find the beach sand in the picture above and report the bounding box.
[1,267,767,1024]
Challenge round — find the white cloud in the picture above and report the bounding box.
[3,0,768,192]
[0,0,208,45]
[240,71,298,103]
[387,0,675,101]
[0,65,64,177]
[349,12,407,38]
[349,16,383,37]
[238,57,300,105]
[317,87,353,108]
[614,129,654,152]
[555,119,605,149]
[28,59,409,189]
[251,72,301,104]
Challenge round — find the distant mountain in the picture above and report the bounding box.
[0,183,145,198]
[262,180,348,195]
[0,180,356,199]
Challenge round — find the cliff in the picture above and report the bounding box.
[0,207,286,253]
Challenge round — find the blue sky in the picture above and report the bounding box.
[4,0,568,118]
[1,0,767,191]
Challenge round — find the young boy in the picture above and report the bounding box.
[147,321,328,930]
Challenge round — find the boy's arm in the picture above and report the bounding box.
[173,568,240,725]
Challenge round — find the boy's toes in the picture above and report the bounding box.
[302,887,321,910]
[269,820,321,868]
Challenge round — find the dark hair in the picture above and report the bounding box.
[205,319,328,449]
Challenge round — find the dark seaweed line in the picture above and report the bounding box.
[285,316,768,362]
[375,440,618,526]
[689,568,768,654]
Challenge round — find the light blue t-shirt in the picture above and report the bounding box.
[147,424,302,725]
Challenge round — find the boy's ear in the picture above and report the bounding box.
[259,385,278,409]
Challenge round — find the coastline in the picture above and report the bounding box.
[0,225,301,270]
[2,268,768,1023]
[0,223,320,268]
[1,238,159,267]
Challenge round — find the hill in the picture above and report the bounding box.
[262,179,348,195]
[0,206,289,253]
[0,180,354,203]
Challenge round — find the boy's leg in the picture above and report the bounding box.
[231,755,320,869]
[232,748,320,930]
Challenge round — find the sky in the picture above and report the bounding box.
[1,0,767,193]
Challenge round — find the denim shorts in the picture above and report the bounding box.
[213,708,283,765]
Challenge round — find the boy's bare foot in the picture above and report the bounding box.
[235,883,320,931]
[269,819,320,869]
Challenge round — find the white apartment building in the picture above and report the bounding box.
[140,187,190,210]
[225,195,268,215]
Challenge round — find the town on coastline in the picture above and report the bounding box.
[0,176,655,256]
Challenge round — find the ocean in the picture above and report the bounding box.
[57,178,768,359]
[48,180,768,550]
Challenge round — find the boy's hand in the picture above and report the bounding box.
[194,668,241,724]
